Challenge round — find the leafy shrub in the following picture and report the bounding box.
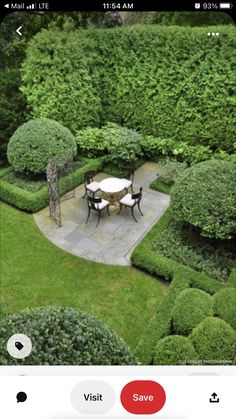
[2,171,46,192]
[76,127,107,158]
[154,335,197,365]
[21,26,235,152]
[213,288,236,331]
[172,289,213,335]
[157,160,187,185]
[0,306,135,365]
[171,160,236,239]
[152,220,236,281]
[7,118,77,174]
[190,317,236,364]
[0,158,102,212]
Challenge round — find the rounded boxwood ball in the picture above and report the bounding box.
[154,335,198,365]
[7,118,77,174]
[0,306,135,365]
[172,288,213,336]
[190,317,236,364]
[213,288,236,331]
[171,160,236,239]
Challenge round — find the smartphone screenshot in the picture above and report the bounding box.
[0,0,235,417]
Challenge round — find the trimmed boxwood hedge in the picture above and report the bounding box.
[154,335,198,366]
[190,317,236,364]
[0,306,135,365]
[213,288,236,331]
[132,209,235,364]
[0,158,103,212]
[172,288,213,336]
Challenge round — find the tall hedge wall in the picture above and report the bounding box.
[21,25,236,152]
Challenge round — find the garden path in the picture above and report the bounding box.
[33,162,170,265]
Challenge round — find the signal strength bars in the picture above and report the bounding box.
[27,3,36,9]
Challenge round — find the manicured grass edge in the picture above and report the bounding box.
[0,158,103,212]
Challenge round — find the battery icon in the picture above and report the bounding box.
[219,3,232,8]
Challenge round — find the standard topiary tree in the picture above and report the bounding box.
[171,160,236,239]
[0,306,135,365]
[154,335,198,365]
[190,317,236,364]
[172,288,213,336]
[213,288,236,331]
[7,118,77,174]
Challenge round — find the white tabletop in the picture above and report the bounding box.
[100,177,126,193]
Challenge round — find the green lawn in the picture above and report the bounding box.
[0,202,167,350]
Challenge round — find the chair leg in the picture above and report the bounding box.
[131,183,134,193]
[117,203,122,215]
[82,187,87,199]
[131,206,138,222]
[107,205,110,216]
[96,211,101,228]
[86,207,91,224]
[138,202,144,216]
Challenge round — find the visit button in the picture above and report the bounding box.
[120,380,166,414]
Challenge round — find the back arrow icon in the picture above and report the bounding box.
[16,26,22,36]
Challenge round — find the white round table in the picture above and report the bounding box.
[100,178,126,211]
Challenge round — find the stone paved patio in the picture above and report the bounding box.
[33,162,170,265]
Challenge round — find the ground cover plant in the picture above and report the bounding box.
[0,202,167,351]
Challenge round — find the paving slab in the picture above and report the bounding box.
[33,162,170,265]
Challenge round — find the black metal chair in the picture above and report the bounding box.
[118,187,143,222]
[86,196,110,228]
[82,170,100,198]
[121,166,135,193]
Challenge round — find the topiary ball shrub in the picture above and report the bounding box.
[190,317,236,364]
[0,306,135,365]
[7,118,77,174]
[171,160,236,239]
[154,335,198,365]
[213,288,236,331]
[172,288,213,336]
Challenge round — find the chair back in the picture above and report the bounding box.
[87,196,101,210]
[84,170,95,185]
[123,166,134,181]
[132,187,142,203]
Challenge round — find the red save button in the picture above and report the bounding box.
[120,380,166,414]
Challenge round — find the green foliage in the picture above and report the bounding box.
[0,158,103,212]
[21,26,236,152]
[172,289,213,336]
[76,123,142,165]
[7,118,77,174]
[152,220,236,281]
[145,11,234,26]
[171,160,236,239]
[0,298,7,321]
[0,68,27,163]
[190,317,236,364]
[2,171,46,192]
[157,160,187,185]
[0,306,134,365]
[149,178,172,194]
[141,136,213,164]
[213,288,236,331]
[154,335,198,365]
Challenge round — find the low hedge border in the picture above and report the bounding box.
[149,178,172,194]
[0,158,103,213]
[131,208,235,364]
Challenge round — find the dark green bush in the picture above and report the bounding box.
[213,288,236,331]
[0,158,103,212]
[2,171,46,192]
[21,26,236,152]
[172,288,213,336]
[171,160,236,239]
[7,118,77,174]
[152,220,236,281]
[154,335,197,365]
[190,317,236,364]
[0,306,135,365]
[157,160,187,185]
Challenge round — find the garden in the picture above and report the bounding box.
[0,11,236,365]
